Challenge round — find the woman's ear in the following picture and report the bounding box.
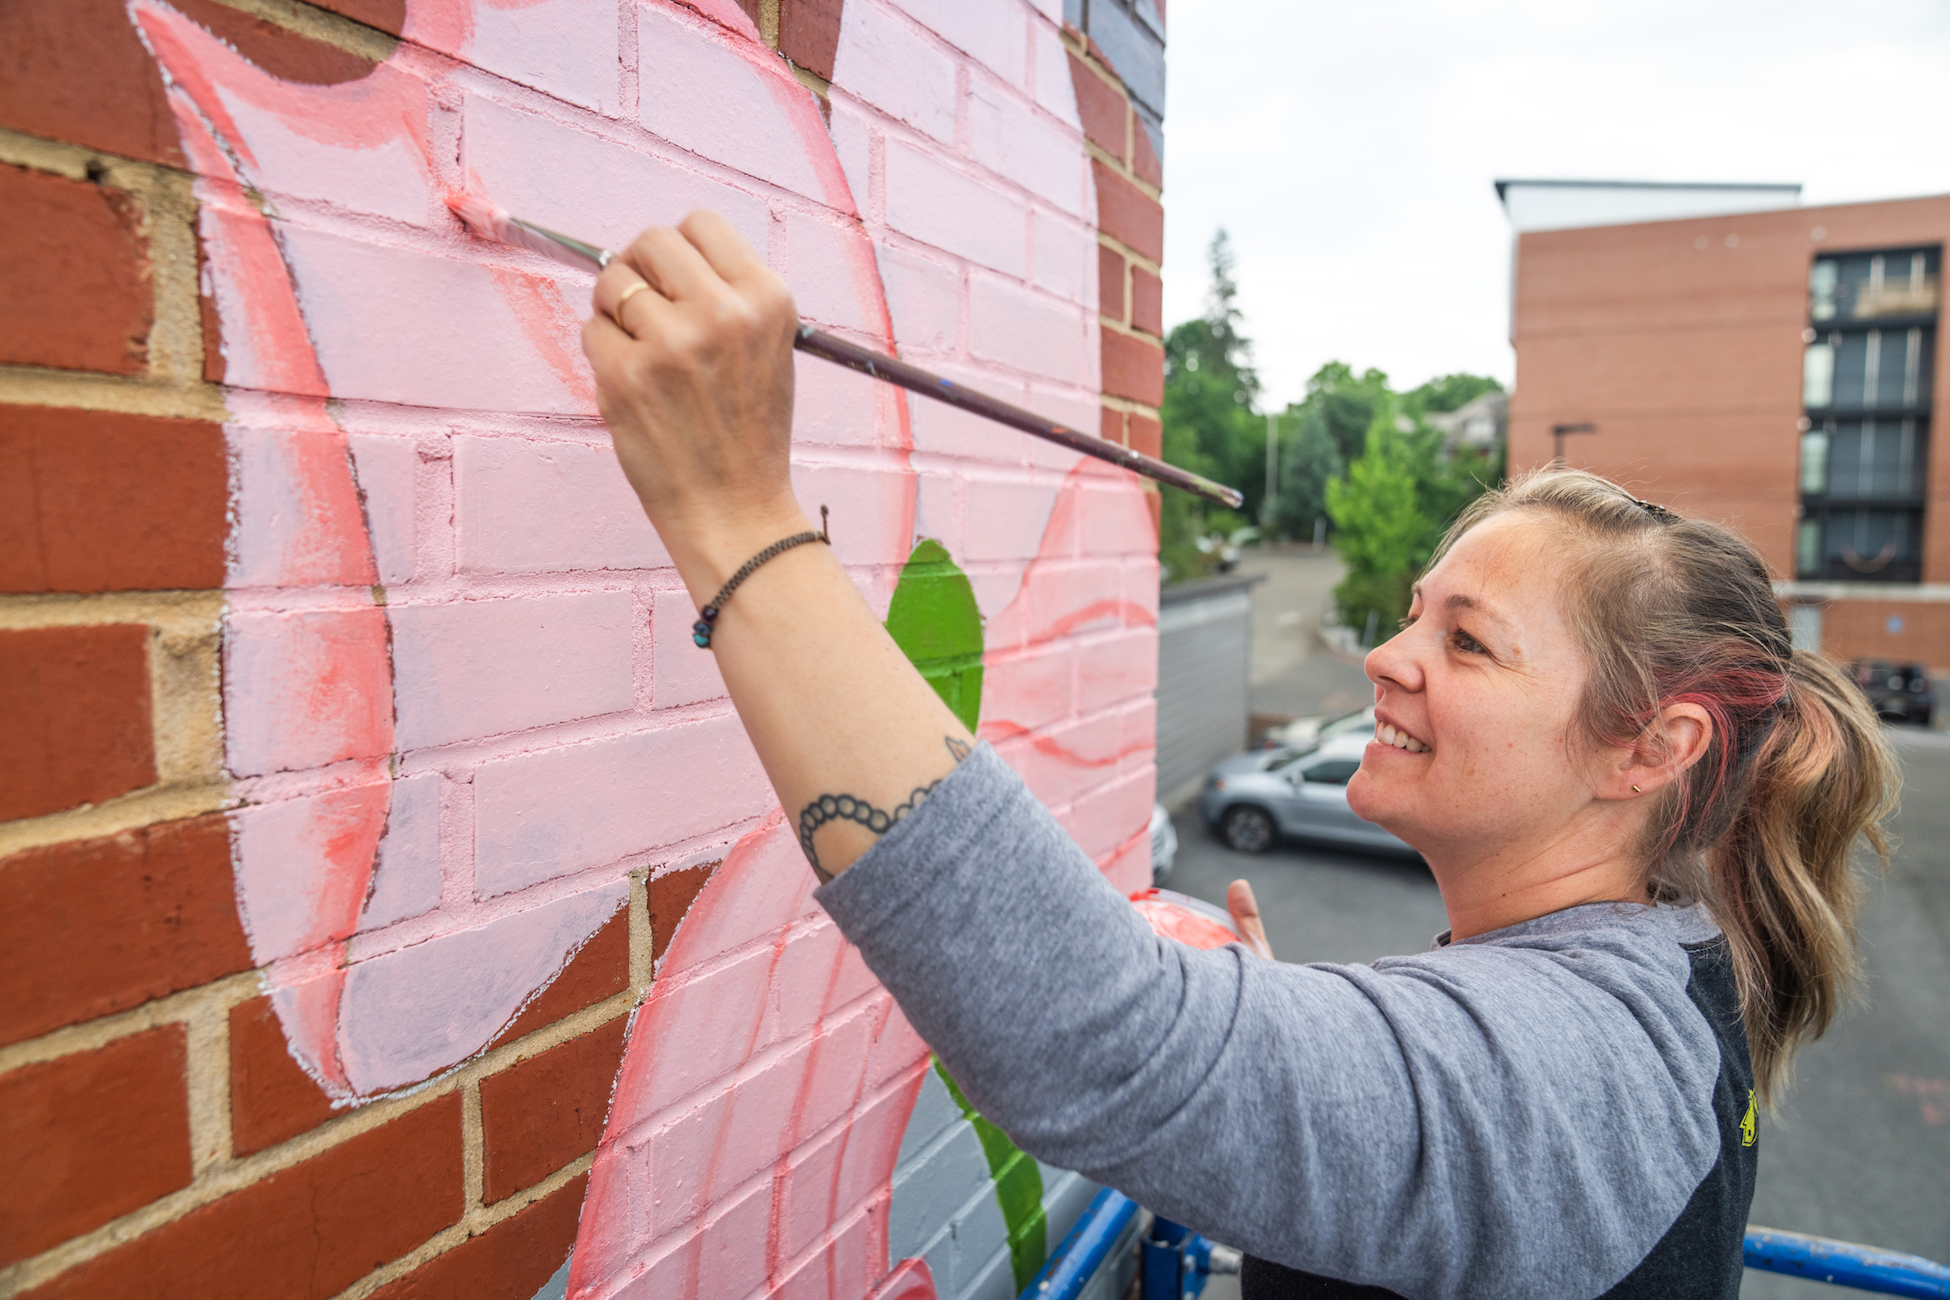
[1605,702,1713,800]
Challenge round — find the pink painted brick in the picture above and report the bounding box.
[979,642,1075,733]
[773,1198,888,1300]
[828,97,875,215]
[462,93,769,258]
[454,435,672,574]
[876,244,960,355]
[347,433,416,586]
[224,423,379,591]
[1032,23,1081,126]
[788,461,916,569]
[388,592,637,750]
[637,4,835,204]
[1009,558,1128,641]
[963,477,1068,562]
[772,1082,914,1270]
[830,2,956,144]
[903,360,1028,461]
[280,226,594,414]
[207,60,434,226]
[1074,628,1158,713]
[224,606,392,776]
[889,0,1027,86]
[968,273,1088,384]
[616,1170,774,1300]
[1118,696,1159,774]
[473,712,769,896]
[994,711,1125,810]
[419,0,620,115]
[1098,822,1151,892]
[1020,387,1106,472]
[766,916,881,1047]
[638,1006,876,1241]
[337,882,629,1095]
[793,350,885,450]
[968,80,1085,215]
[1077,480,1158,557]
[885,141,1027,278]
[359,771,443,931]
[652,588,727,709]
[230,778,389,961]
[623,943,783,1125]
[1033,210,1092,306]
[1057,766,1152,859]
[785,210,880,334]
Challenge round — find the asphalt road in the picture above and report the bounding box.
[1165,724,1950,1297]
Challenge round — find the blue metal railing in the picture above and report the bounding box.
[1744,1227,1950,1297]
[1021,1199,1950,1300]
[1019,1188,1140,1299]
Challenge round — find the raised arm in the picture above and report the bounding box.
[580,212,972,880]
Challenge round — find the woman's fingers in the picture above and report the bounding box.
[618,223,725,307]
[1227,879,1274,961]
[679,208,770,287]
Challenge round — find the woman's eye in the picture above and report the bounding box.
[1398,615,1417,631]
[1451,628,1488,655]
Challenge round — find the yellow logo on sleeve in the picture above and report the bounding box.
[1740,1090,1757,1147]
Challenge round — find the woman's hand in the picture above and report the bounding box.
[1228,879,1274,960]
[580,212,807,589]
[577,209,973,881]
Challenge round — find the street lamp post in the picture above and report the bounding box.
[1262,412,1279,530]
[1551,422,1597,466]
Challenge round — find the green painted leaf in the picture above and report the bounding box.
[884,539,984,733]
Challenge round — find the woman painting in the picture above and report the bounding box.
[579,212,1895,1299]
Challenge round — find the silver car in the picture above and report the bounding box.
[1196,710,1415,857]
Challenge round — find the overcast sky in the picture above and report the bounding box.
[1160,0,1950,410]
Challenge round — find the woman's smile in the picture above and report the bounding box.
[1370,717,1433,754]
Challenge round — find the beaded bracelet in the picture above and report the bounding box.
[693,507,829,649]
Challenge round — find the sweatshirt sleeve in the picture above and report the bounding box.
[814,744,1727,1300]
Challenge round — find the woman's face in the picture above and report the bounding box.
[1346,510,1600,866]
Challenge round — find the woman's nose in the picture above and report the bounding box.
[1364,624,1423,693]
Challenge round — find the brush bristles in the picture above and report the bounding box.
[445,190,511,242]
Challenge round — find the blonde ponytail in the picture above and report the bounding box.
[1705,651,1896,1097]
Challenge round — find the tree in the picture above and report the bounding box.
[1299,362,1391,468]
[1400,371,1504,418]
[1161,229,1266,574]
[1271,405,1342,542]
[1327,423,1432,638]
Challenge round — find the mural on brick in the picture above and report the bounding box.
[0,0,1160,1295]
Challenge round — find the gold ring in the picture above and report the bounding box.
[614,279,651,326]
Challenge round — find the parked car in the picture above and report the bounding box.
[1149,803,1179,883]
[1850,661,1935,726]
[1197,720,1415,857]
[1260,705,1377,752]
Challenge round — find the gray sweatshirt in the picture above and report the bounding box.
[815,745,1757,1300]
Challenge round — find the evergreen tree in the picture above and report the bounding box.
[1160,229,1265,574]
[1271,405,1342,542]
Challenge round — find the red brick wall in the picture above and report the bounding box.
[1072,34,1167,486]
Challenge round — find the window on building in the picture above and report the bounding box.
[1799,246,1939,583]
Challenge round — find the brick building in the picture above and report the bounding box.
[1503,180,1950,670]
[0,1,1169,1297]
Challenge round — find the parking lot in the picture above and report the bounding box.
[1166,724,1950,1294]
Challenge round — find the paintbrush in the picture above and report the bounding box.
[445,192,1244,508]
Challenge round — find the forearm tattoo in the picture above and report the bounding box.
[799,736,972,883]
